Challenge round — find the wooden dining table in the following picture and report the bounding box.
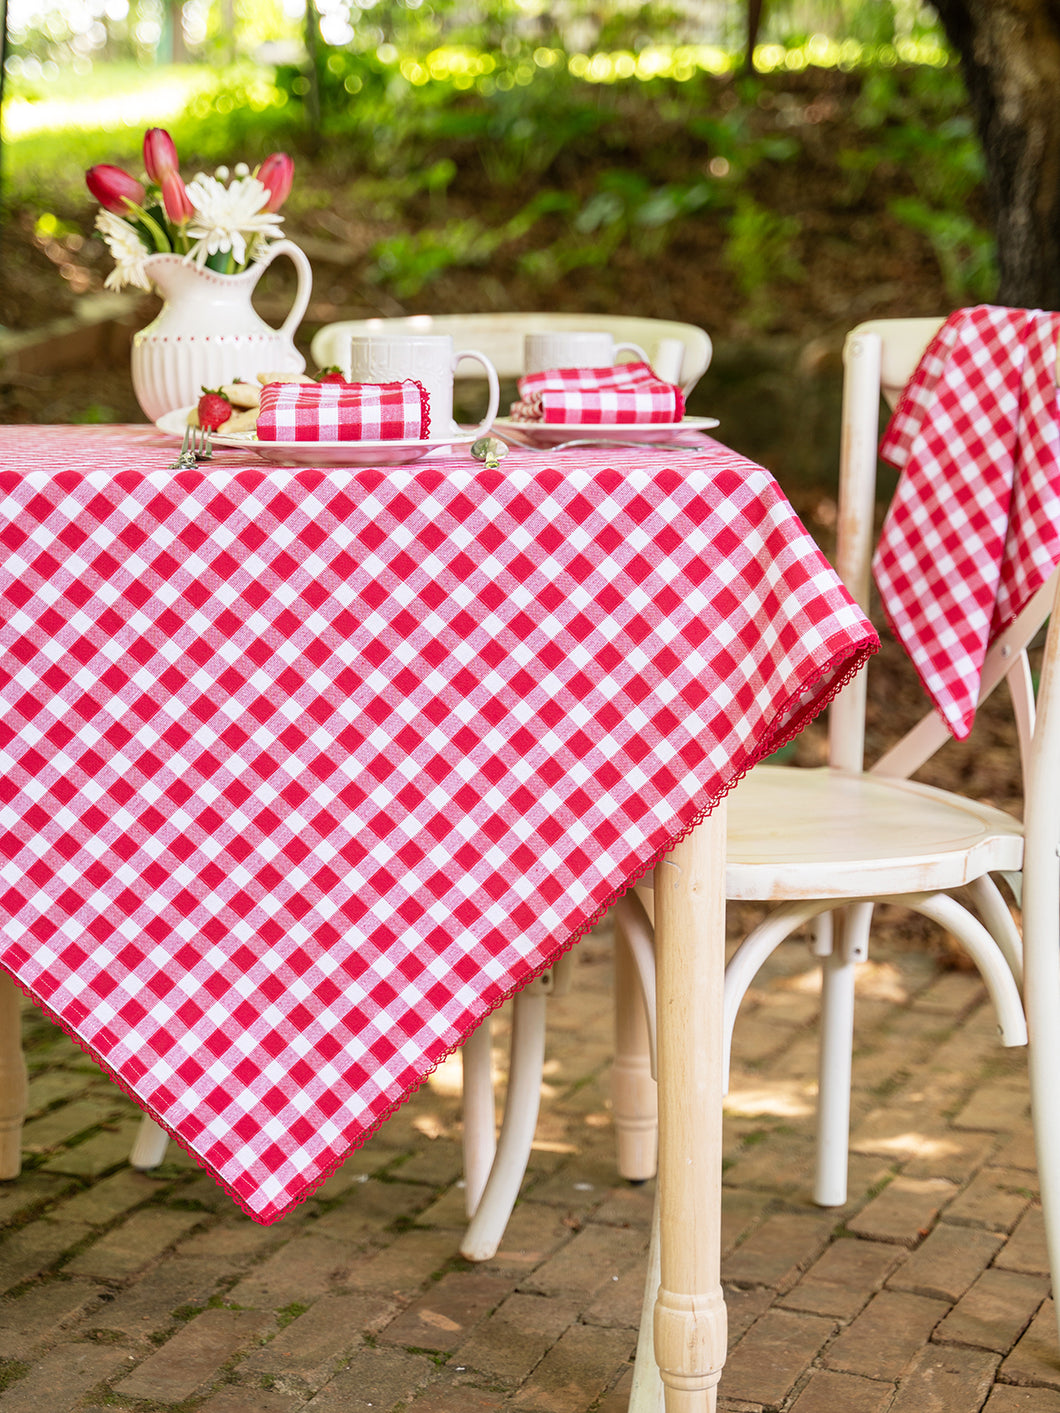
[0,423,876,1410]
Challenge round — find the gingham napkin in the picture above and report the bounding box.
[0,426,876,1223]
[256,379,430,441]
[872,305,1060,739]
[510,362,685,424]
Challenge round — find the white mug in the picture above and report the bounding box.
[347,334,499,438]
[523,330,650,374]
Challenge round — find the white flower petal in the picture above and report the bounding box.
[183,175,284,272]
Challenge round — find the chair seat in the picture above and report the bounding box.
[725,765,1025,900]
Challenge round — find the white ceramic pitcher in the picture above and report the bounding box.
[130,242,313,422]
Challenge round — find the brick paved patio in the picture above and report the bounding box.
[0,907,1056,1412]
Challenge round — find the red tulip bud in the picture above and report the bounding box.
[160,170,194,225]
[85,164,146,215]
[257,152,294,212]
[143,127,179,183]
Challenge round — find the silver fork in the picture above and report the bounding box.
[167,425,198,470]
[167,425,213,469]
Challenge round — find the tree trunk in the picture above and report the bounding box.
[932,0,1060,309]
[744,0,765,74]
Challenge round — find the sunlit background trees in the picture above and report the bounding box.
[4,0,947,78]
[0,1,995,385]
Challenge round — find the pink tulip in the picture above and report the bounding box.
[85,164,146,215]
[257,152,294,212]
[160,170,194,225]
[143,128,179,183]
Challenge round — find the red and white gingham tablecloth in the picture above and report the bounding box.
[873,304,1060,738]
[0,425,876,1223]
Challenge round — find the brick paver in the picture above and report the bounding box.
[778,1237,903,1319]
[242,1291,398,1391]
[787,1368,893,1413]
[114,1307,274,1402]
[999,1298,1060,1390]
[934,1267,1049,1352]
[844,1175,956,1246]
[823,1288,948,1379]
[886,1344,998,1413]
[505,1323,633,1413]
[63,1206,205,1278]
[983,1388,1060,1412]
[0,1340,132,1413]
[943,1166,1036,1231]
[0,921,1055,1411]
[995,1205,1051,1275]
[886,1221,1004,1302]
[454,1292,584,1384]
[378,1270,513,1351]
[719,1210,835,1292]
[291,1344,437,1411]
[721,1308,835,1406]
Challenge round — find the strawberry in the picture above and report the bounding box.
[197,386,233,431]
[316,367,348,384]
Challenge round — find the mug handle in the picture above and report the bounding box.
[613,340,651,367]
[452,349,500,438]
[258,239,314,345]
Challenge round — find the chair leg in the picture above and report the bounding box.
[1020,791,1060,1343]
[814,903,871,1208]
[0,973,27,1179]
[459,987,547,1262]
[461,1017,496,1217]
[614,894,658,1182]
[629,1189,667,1413]
[1027,1021,1060,1348]
[129,1114,170,1170]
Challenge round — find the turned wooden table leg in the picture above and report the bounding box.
[0,972,27,1179]
[633,807,728,1413]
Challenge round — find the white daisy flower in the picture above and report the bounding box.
[183,175,285,270]
[95,209,152,291]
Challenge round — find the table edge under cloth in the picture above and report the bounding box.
[0,431,878,1222]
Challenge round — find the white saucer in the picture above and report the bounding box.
[156,408,478,467]
[492,415,719,448]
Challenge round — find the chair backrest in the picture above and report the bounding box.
[309,312,713,397]
[831,316,1060,787]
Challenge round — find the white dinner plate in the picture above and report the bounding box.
[156,408,478,467]
[491,415,719,448]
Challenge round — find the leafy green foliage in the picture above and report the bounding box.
[2,11,994,327]
[838,63,994,301]
[723,196,805,327]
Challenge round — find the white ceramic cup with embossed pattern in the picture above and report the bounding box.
[523,330,650,374]
[347,334,499,439]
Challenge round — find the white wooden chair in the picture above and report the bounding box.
[309,312,713,398]
[608,315,1060,1345]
